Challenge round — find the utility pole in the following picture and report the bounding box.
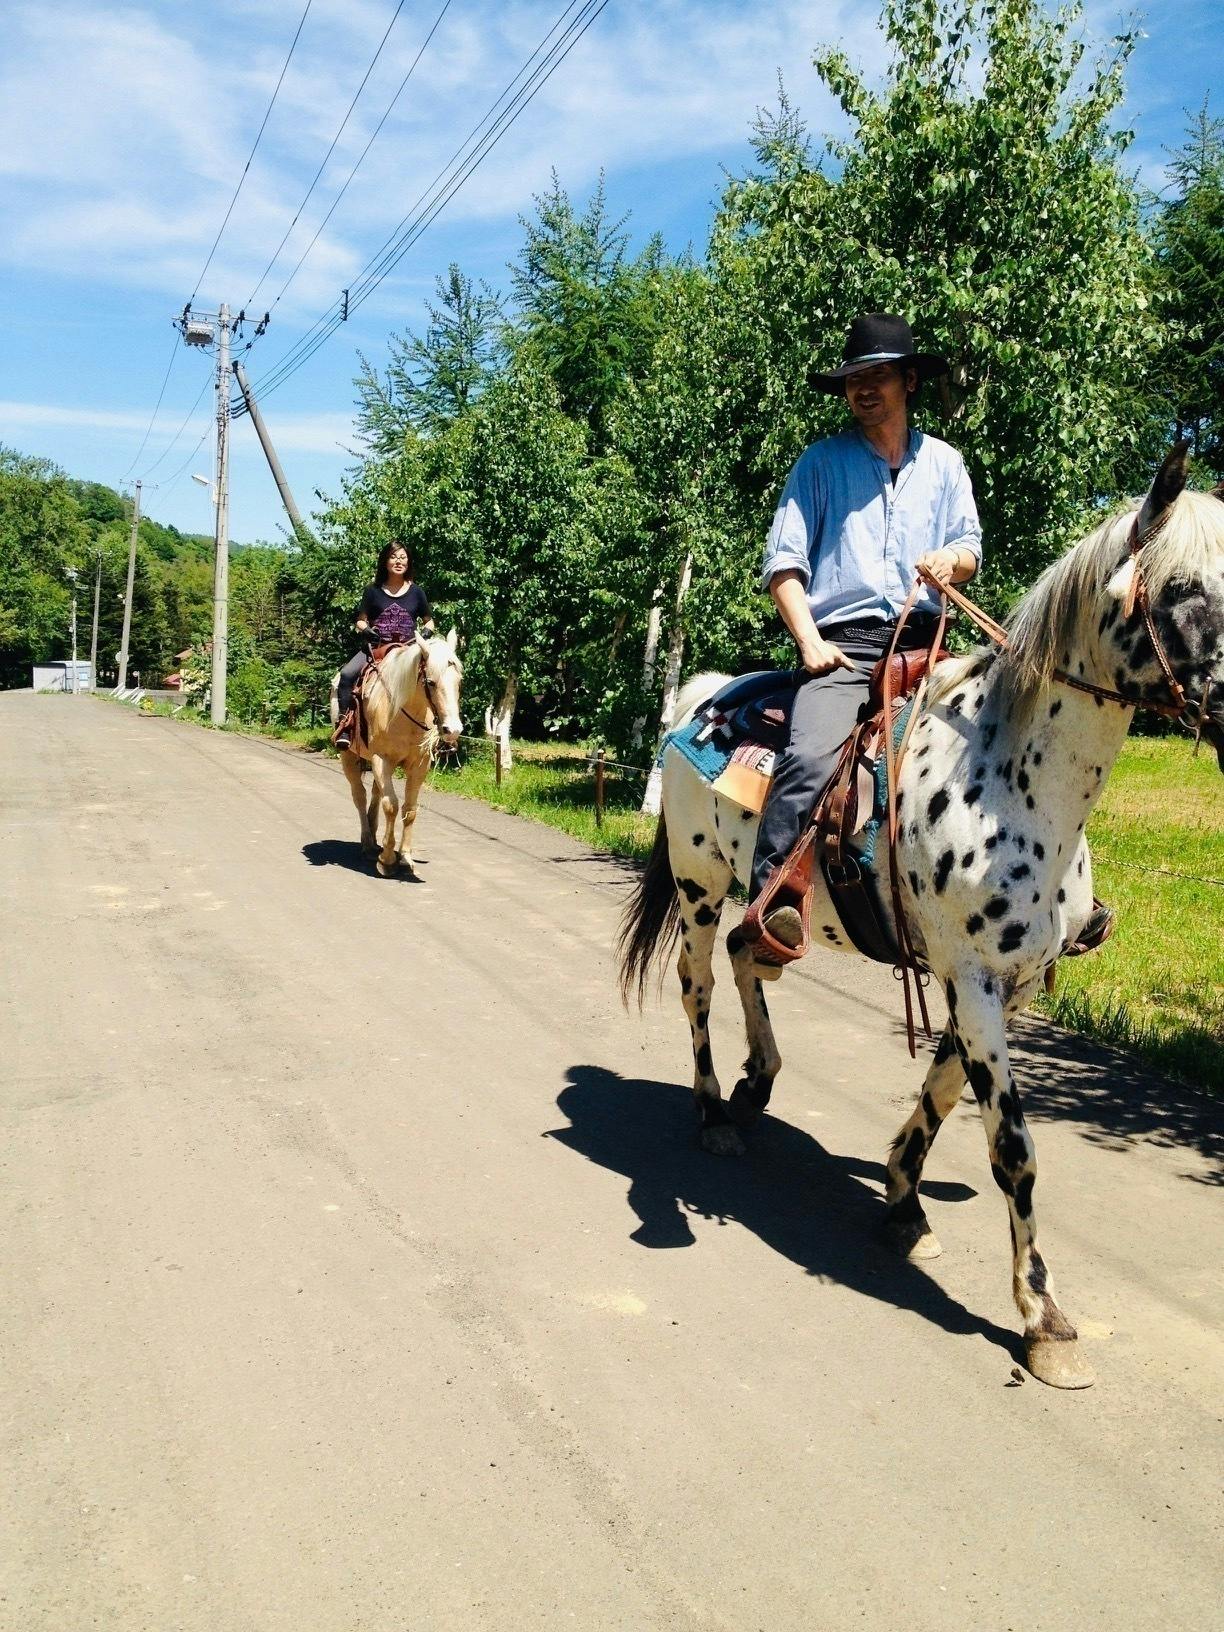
[66,567,80,695]
[211,303,231,726]
[232,359,308,539]
[179,303,237,722]
[89,548,102,689]
[116,479,141,690]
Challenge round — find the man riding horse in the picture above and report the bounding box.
[740,312,983,965]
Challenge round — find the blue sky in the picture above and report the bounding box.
[0,0,1216,544]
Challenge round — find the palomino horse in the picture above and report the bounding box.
[330,629,463,877]
[619,447,1224,1387]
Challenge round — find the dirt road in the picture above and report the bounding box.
[2,693,1220,1630]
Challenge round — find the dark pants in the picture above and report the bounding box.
[337,650,369,719]
[749,620,935,900]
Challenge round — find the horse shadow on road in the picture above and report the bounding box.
[548,1064,1024,1365]
[301,839,428,881]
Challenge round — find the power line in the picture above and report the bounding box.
[236,0,599,400]
[244,0,596,400]
[240,0,611,407]
[248,0,456,322]
[345,0,601,315]
[120,330,180,480]
[191,0,314,302]
[147,426,213,498]
[136,370,214,482]
[242,0,413,314]
[347,1,610,325]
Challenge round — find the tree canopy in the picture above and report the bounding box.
[6,1,1216,755]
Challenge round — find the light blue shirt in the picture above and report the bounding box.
[761,427,982,627]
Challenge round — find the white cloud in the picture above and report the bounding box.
[0,1,875,307]
[231,408,356,454]
[0,400,185,436]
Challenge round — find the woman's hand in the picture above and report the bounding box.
[797,635,858,676]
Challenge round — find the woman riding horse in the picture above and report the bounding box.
[334,541,434,750]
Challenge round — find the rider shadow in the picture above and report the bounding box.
[300,840,428,881]
[548,1064,1023,1364]
[1008,1012,1223,1182]
[897,1013,1223,1183]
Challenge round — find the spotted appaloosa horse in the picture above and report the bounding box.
[330,629,463,877]
[618,447,1224,1387]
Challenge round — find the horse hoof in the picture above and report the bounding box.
[376,858,395,878]
[701,1124,746,1157]
[882,1218,943,1260]
[728,1079,770,1129]
[906,1231,942,1260]
[1025,1337,1095,1389]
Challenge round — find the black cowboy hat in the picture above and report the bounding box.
[813,313,949,395]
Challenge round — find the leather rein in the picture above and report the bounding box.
[367,643,443,734]
[882,506,1207,1056]
[927,510,1207,727]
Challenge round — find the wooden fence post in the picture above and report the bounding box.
[594,748,606,827]
[494,734,503,787]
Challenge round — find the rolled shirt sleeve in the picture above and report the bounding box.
[758,429,983,626]
[942,452,982,565]
[760,448,823,591]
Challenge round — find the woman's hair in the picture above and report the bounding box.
[374,540,413,586]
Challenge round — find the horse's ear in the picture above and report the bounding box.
[1137,440,1191,537]
[414,627,429,653]
[446,626,458,653]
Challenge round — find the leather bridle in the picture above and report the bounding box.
[367,642,455,734]
[921,508,1215,739]
[877,501,1218,1054]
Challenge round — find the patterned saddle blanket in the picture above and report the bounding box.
[664,671,798,809]
[665,669,909,872]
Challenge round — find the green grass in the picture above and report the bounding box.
[1034,735,1223,1091]
[431,739,659,861]
[437,733,1222,1092]
[95,691,1222,1090]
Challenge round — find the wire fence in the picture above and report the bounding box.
[436,733,650,826]
[1096,855,1224,889]
[434,730,1223,872]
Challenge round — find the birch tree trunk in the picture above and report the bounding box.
[484,671,518,771]
[629,586,664,753]
[640,550,693,816]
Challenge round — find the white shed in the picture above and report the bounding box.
[32,660,94,692]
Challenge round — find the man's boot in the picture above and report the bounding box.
[741,869,810,978]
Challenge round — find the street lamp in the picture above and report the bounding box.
[64,566,80,695]
[192,472,215,501]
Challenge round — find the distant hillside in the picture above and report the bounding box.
[0,447,295,689]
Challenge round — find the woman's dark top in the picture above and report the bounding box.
[357,582,431,646]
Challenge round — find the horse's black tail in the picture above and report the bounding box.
[617,810,681,1008]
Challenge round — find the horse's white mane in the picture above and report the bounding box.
[380,639,425,709]
[674,672,728,730]
[930,488,1222,713]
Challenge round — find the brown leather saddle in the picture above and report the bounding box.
[331,642,407,757]
[740,642,948,971]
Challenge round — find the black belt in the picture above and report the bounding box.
[822,614,939,644]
